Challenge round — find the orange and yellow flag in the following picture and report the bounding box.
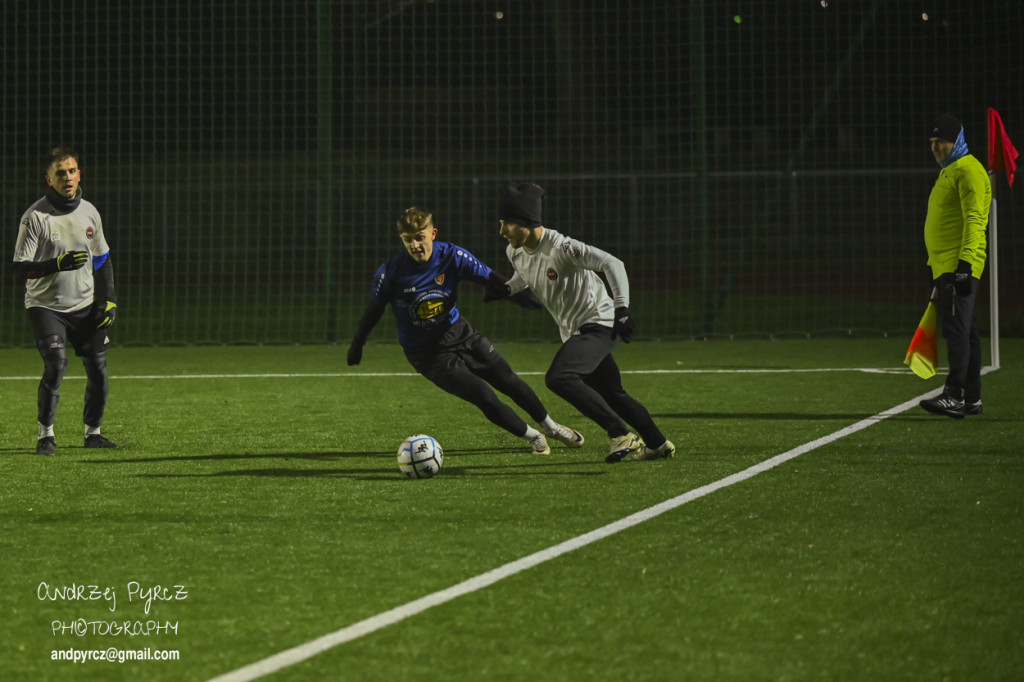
[904,299,938,379]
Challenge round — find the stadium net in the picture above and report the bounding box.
[2,1,1020,346]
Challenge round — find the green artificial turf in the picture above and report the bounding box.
[1,339,1021,681]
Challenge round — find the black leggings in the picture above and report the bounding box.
[406,319,548,438]
[28,306,111,428]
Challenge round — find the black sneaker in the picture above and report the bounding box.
[84,434,120,449]
[36,437,57,456]
[920,389,966,419]
[965,400,983,416]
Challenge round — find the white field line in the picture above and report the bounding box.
[0,367,928,381]
[204,368,995,682]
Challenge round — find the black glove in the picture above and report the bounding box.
[57,251,89,271]
[347,343,363,366]
[94,300,117,329]
[613,306,635,343]
[483,271,511,303]
[954,259,973,297]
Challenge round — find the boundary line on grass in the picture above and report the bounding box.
[205,373,994,682]
[0,367,921,381]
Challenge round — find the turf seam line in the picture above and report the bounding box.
[205,373,992,682]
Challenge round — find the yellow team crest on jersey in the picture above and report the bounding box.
[434,274,445,285]
[417,299,446,320]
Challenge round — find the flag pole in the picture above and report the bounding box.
[985,106,1017,371]
[988,170,1000,370]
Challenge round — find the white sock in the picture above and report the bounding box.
[38,422,54,440]
[85,425,102,437]
[540,416,557,432]
[522,425,542,440]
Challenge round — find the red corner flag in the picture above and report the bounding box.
[904,298,938,379]
[988,107,1019,187]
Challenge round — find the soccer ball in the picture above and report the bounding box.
[397,434,444,479]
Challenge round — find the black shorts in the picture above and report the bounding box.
[27,306,111,357]
[404,318,503,382]
[552,323,619,376]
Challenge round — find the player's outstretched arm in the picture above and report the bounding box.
[347,299,387,366]
[483,271,543,309]
[483,270,511,302]
[508,288,544,310]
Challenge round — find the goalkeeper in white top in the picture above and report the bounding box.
[493,183,675,463]
[12,147,119,455]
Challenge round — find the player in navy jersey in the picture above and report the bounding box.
[12,147,119,455]
[492,183,675,463]
[346,207,583,455]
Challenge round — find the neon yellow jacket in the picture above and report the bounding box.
[924,154,990,279]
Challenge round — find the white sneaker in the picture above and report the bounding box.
[634,439,675,461]
[605,433,643,463]
[529,433,551,455]
[544,424,585,448]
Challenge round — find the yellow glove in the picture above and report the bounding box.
[95,300,118,329]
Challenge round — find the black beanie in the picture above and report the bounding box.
[928,113,962,142]
[498,183,544,228]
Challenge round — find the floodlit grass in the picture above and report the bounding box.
[1,339,1022,681]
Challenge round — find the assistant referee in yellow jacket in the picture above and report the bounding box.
[919,113,990,419]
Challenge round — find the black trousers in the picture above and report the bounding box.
[545,324,666,446]
[934,273,982,402]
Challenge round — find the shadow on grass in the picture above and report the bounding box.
[79,445,582,465]
[81,451,391,464]
[75,446,610,480]
[134,459,608,480]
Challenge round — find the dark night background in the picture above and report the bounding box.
[2,0,1021,344]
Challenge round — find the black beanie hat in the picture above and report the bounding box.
[929,113,962,142]
[499,183,544,228]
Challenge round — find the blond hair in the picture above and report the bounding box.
[396,207,434,234]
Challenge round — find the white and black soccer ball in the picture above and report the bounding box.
[397,434,444,479]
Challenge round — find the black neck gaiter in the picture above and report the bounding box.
[44,186,82,215]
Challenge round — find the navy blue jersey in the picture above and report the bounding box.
[371,242,492,348]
